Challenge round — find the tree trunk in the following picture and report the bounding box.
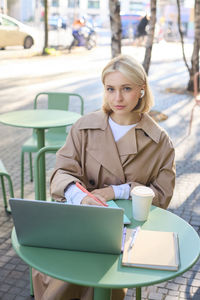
[187,0,200,91]
[142,0,157,75]
[109,0,122,58]
[42,0,48,55]
[176,0,190,74]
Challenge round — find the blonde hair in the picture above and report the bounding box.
[101,54,154,113]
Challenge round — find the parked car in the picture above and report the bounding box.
[0,14,35,49]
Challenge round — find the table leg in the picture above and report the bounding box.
[136,287,142,300]
[34,129,46,200]
[94,287,111,300]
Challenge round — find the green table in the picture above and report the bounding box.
[0,109,81,200]
[11,201,200,300]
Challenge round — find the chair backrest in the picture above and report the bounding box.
[34,92,84,114]
[33,92,84,134]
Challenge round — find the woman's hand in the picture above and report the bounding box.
[91,186,115,202]
[81,193,107,206]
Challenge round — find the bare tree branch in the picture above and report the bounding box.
[176,0,190,74]
[142,0,157,75]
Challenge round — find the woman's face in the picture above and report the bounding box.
[104,71,141,119]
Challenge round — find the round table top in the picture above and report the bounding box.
[0,109,81,129]
[11,201,200,289]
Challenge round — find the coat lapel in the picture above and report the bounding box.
[88,125,126,183]
[116,127,137,155]
[78,111,125,183]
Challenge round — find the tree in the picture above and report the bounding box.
[142,0,157,75]
[188,0,200,91]
[176,0,200,91]
[109,0,122,58]
[43,0,48,55]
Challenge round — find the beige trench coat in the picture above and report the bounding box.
[33,111,175,300]
[51,110,175,208]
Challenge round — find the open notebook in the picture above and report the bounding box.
[122,228,180,271]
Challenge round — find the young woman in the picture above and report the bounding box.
[33,54,175,300]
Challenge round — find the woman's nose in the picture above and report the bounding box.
[115,90,123,101]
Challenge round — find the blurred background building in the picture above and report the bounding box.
[0,0,195,39]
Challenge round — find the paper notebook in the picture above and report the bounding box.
[122,228,180,271]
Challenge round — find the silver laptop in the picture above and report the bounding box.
[9,198,124,255]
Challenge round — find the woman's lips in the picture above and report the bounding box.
[115,105,125,110]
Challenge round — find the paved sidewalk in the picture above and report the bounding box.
[0,44,200,300]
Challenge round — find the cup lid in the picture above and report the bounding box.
[131,186,155,197]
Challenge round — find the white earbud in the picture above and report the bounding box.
[140,89,145,98]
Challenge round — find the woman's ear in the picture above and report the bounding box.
[140,89,145,98]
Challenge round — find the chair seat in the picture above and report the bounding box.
[22,132,67,152]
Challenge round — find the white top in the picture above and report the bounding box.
[108,117,137,142]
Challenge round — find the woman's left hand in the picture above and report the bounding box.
[91,186,115,202]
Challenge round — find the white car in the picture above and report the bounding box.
[0,14,35,49]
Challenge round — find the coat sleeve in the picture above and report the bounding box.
[130,132,176,209]
[50,124,85,201]
[149,135,175,209]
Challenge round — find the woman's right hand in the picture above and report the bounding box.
[81,194,107,206]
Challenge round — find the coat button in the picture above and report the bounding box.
[89,179,95,186]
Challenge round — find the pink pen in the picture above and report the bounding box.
[76,182,108,207]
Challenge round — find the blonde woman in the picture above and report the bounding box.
[33,54,175,300]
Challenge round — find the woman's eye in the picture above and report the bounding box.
[107,87,114,92]
[123,87,131,91]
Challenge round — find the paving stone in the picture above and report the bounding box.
[166,283,179,291]
[126,289,133,296]
[189,279,200,287]
[124,296,132,300]
[174,277,187,285]
[191,286,200,295]
[0,293,16,300]
[194,272,200,280]
[179,291,192,299]
[168,290,179,296]
[164,296,179,300]
[157,288,168,295]
[148,292,163,299]
[182,271,194,279]
[8,286,22,295]
[0,283,10,292]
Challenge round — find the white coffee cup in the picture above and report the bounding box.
[131,186,155,221]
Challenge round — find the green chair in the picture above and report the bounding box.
[30,145,60,296]
[0,159,14,212]
[34,145,61,201]
[21,92,84,198]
